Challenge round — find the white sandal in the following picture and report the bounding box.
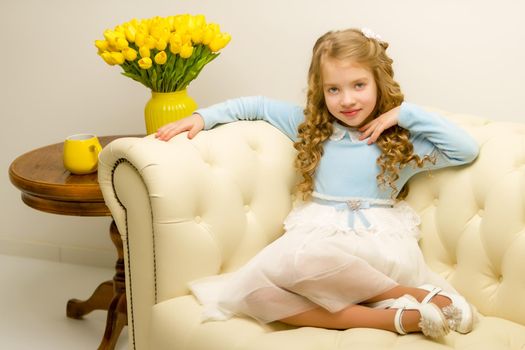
[419,284,475,334]
[391,295,450,338]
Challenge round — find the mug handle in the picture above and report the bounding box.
[89,140,103,161]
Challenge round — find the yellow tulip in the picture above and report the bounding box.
[173,15,189,34]
[223,33,232,44]
[191,29,204,44]
[124,25,137,43]
[144,35,157,49]
[150,23,167,40]
[95,40,109,52]
[208,38,221,52]
[187,16,197,31]
[139,46,150,58]
[138,57,152,69]
[180,43,194,58]
[160,32,170,44]
[135,32,145,47]
[115,25,126,35]
[100,52,117,65]
[169,44,181,55]
[104,30,126,47]
[202,26,217,45]
[166,16,175,32]
[209,33,231,52]
[149,27,159,40]
[115,37,129,50]
[122,48,137,61]
[138,21,150,35]
[103,30,118,46]
[182,33,192,45]
[193,15,206,29]
[154,51,168,65]
[156,38,167,51]
[169,33,182,54]
[110,52,125,65]
[207,23,220,34]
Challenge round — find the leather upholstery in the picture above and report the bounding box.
[98,110,525,350]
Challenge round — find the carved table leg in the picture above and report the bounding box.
[67,280,113,318]
[98,220,127,350]
[66,220,127,350]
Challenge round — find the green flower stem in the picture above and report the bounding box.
[117,43,221,92]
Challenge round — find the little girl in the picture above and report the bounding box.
[156,28,479,338]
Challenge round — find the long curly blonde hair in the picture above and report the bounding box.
[294,28,433,200]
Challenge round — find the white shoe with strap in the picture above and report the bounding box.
[391,295,450,338]
[418,284,476,334]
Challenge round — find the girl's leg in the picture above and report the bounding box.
[364,285,452,309]
[280,304,421,333]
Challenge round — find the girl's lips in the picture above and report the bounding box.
[341,109,360,117]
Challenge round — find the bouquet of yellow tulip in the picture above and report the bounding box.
[95,14,231,92]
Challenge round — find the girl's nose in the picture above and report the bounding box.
[340,91,355,107]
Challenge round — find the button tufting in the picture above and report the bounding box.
[499,275,503,283]
[478,209,484,217]
[195,216,202,223]
[244,205,250,212]
[433,198,439,205]
[201,157,212,166]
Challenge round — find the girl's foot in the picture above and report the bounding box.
[391,295,449,338]
[418,284,476,334]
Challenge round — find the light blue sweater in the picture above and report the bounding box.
[196,96,479,201]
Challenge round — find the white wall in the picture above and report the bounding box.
[1,0,524,267]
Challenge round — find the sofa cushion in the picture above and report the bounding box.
[149,295,525,350]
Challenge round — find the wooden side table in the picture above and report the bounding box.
[8,136,131,350]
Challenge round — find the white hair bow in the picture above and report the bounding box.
[361,27,382,41]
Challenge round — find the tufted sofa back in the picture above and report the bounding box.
[150,121,300,301]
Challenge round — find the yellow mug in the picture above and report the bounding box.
[63,134,102,174]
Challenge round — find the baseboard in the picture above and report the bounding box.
[0,238,115,268]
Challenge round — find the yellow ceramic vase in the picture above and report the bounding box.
[63,134,102,174]
[144,90,198,135]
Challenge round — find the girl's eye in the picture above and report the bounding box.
[355,82,366,89]
[327,87,339,94]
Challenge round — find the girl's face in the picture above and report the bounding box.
[321,57,378,128]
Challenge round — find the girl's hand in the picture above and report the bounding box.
[358,106,401,144]
[155,113,205,141]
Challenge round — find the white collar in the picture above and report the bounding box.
[330,122,363,143]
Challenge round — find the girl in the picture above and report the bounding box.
[156,28,479,338]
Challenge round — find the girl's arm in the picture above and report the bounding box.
[359,102,479,169]
[197,96,304,140]
[156,96,304,141]
[397,102,479,168]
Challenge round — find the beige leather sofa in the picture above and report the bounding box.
[98,109,525,350]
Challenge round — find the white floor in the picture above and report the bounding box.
[0,254,128,350]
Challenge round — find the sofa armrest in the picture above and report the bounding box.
[98,137,159,350]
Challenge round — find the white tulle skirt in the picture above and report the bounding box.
[189,199,453,323]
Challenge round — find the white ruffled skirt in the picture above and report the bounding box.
[189,199,453,323]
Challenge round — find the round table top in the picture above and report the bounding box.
[9,135,136,216]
